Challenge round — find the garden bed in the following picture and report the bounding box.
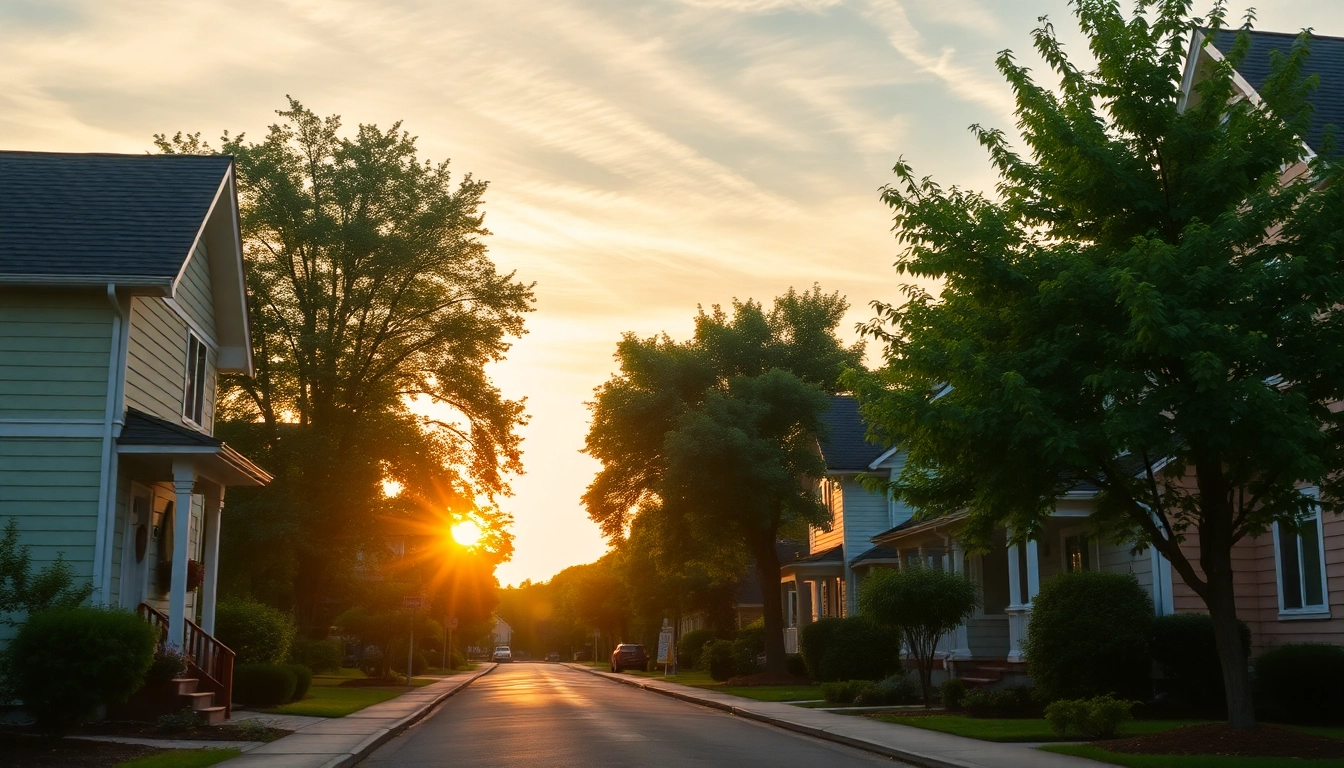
[0,732,161,767]
[867,714,1210,743]
[1096,723,1344,759]
[78,721,289,742]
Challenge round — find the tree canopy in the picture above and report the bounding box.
[851,1,1344,728]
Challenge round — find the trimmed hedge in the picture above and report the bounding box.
[963,686,1042,718]
[1255,643,1344,725]
[289,637,342,674]
[732,619,766,676]
[940,678,969,711]
[703,640,735,682]
[1044,695,1136,739]
[799,618,844,681]
[7,607,157,735]
[1150,613,1250,709]
[784,653,808,678]
[820,617,900,682]
[1023,570,1153,701]
[678,629,716,670]
[390,650,429,676]
[288,663,313,701]
[215,598,296,665]
[233,663,298,708]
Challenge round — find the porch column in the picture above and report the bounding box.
[168,461,195,649]
[1006,533,1027,662]
[1025,539,1041,603]
[807,579,820,622]
[199,485,225,635]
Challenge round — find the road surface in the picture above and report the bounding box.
[364,662,902,767]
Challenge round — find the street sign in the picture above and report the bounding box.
[657,625,674,666]
[403,596,423,609]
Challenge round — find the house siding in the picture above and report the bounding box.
[0,289,112,419]
[174,242,217,341]
[124,295,218,432]
[810,479,844,553]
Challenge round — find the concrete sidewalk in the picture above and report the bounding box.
[217,663,495,768]
[565,664,1102,768]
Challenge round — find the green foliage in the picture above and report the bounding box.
[8,607,157,736]
[798,616,899,683]
[1044,695,1137,739]
[798,617,844,681]
[678,629,717,670]
[850,0,1344,728]
[448,649,467,670]
[390,651,429,676]
[876,671,922,705]
[288,663,313,701]
[784,653,808,678]
[703,639,736,682]
[1150,613,1249,708]
[1023,571,1153,701]
[940,678,969,711]
[859,565,979,704]
[233,663,298,708]
[820,679,876,705]
[358,646,384,678]
[1254,644,1344,724]
[963,686,1043,719]
[157,707,207,733]
[731,619,766,676]
[145,647,189,685]
[289,637,342,674]
[215,598,296,665]
[0,518,93,629]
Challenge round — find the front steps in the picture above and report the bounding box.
[172,677,228,724]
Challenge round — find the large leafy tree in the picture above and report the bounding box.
[156,99,533,630]
[852,1,1344,728]
[584,288,862,672]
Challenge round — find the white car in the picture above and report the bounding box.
[492,645,512,663]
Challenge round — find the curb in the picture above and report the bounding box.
[563,664,983,768]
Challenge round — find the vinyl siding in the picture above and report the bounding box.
[175,241,217,341]
[840,477,894,558]
[810,479,844,553]
[0,437,102,588]
[0,289,112,419]
[124,296,218,432]
[967,616,1010,657]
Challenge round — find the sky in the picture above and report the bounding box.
[3,0,1340,586]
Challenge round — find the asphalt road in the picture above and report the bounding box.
[364,663,903,767]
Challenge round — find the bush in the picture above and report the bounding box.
[157,707,206,733]
[233,663,298,708]
[7,607,156,735]
[1255,643,1344,725]
[820,679,876,705]
[876,671,922,705]
[145,647,189,685]
[1044,695,1136,739]
[732,619,766,676]
[852,682,886,707]
[359,646,385,677]
[449,649,467,670]
[390,650,429,676]
[799,617,899,682]
[289,637,342,674]
[1150,613,1250,709]
[963,686,1042,718]
[288,663,313,701]
[784,653,808,678]
[215,598,296,665]
[798,618,844,681]
[1023,571,1153,701]
[704,640,736,682]
[940,678,969,711]
[678,629,716,670]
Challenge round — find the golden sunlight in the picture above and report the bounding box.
[451,519,482,547]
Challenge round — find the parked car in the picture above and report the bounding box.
[610,643,649,673]
[546,652,561,662]
[493,645,512,663]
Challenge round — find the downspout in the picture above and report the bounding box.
[94,285,130,605]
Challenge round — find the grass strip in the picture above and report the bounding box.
[115,749,242,768]
[1042,744,1343,768]
[869,715,1210,743]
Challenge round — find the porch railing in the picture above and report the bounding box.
[138,603,236,717]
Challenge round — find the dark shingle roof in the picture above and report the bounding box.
[794,545,844,565]
[850,545,899,565]
[0,152,232,281]
[1208,29,1344,156]
[118,408,221,448]
[818,396,890,472]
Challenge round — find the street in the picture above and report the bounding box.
[364,664,902,767]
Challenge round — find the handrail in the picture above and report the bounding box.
[138,603,236,717]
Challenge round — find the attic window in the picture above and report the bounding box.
[183,333,208,426]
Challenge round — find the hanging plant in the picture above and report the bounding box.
[156,559,207,592]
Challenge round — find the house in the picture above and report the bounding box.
[678,541,807,637]
[491,615,514,646]
[0,151,272,717]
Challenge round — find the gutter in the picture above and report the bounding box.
[93,284,129,606]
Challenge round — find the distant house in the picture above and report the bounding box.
[0,151,272,716]
[491,615,513,646]
[678,541,806,637]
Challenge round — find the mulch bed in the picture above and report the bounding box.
[0,732,163,768]
[1100,723,1344,759]
[724,672,813,687]
[79,720,291,742]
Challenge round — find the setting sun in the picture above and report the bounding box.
[450,520,482,547]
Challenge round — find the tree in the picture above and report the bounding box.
[0,518,92,628]
[584,288,863,673]
[859,566,979,705]
[156,99,533,630]
[851,2,1344,728]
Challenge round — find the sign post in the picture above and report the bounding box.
[403,596,423,684]
[657,619,674,677]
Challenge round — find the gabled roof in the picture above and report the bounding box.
[818,396,890,472]
[0,152,234,283]
[849,545,899,566]
[1203,29,1344,157]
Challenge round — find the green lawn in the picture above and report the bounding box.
[870,715,1211,743]
[620,668,823,703]
[115,749,241,768]
[258,670,440,717]
[1042,744,1343,768]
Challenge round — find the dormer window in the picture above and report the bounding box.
[183,333,207,426]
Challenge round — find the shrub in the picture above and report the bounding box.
[1255,643,1344,725]
[359,646,384,677]
[963,686,1042,718]
[784,653,808,678]
[940,678,969,711]
[215,598,296,665]
[449,649,467,670]
[852,682,886,707]
[732,619,766,676]
[390,650,429,676]
[798,618,844,681]
[289,637,342,674]
[1044,695,1136,739]
[820,679,876,705]
[157,707,206,732]
[288,663,313,701]
[877,671,922,705]
[678,629,716,670]
[1023,570,1153,701]
[233,663,298,708]
[704,640,736,682]
[801,617,899,682]
[145,647,189,685]
[1150,613,1250,709]
[7,607,156,735]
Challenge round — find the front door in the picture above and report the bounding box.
[120,485,153,608]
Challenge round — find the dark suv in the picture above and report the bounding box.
[610,643,649,673]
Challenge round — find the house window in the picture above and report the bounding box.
[1063,533,1091,572]
[182,333,207,426]
[1275,490,1328,617]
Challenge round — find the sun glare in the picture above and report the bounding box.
[451,520,482,547]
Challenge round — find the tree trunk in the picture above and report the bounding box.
[1204,552,1256,729]
[750,535,787,675]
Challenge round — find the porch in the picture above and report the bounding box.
[779,545,845,653]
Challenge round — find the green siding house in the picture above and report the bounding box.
[0,152,270,700]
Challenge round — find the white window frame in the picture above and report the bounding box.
[1272,487,1331,620]
[182,332,208,428]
